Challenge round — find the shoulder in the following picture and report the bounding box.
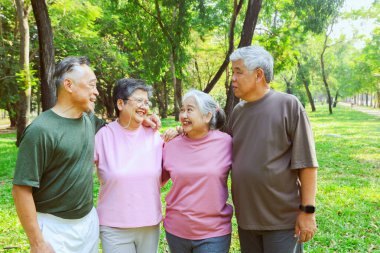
[19,111,59,146]
[232,101,245,114]
[25,110,60,134]
[163,135,183,149]
[211,130,232,142]
[272,91,304,111]
[273,91,302,104]
[95,121,116,137]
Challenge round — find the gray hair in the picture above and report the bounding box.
[53,56,90,89]
[113,78,153,117]
[230,45,274,83]
[183,89,226,130]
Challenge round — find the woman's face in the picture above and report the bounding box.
[118,89,150,130]
[179,96,211,139]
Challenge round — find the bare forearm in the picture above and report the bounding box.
[12,185,45,247]
[299,167,317,205]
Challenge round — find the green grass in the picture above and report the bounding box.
[1,105,379,252]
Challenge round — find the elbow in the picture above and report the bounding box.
[11,185,18,201]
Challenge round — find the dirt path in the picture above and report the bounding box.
[0,123,15,135]
[339,102,380,118]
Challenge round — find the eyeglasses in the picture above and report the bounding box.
[126,97,152,107]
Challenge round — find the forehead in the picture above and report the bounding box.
[182,96,198,108]
[231,59,247,70]
[70,64,96,80]
[131,89,148,97]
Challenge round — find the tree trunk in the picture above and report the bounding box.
[153,79,168,119]
[296,59,316,112]
[6,104,17,128]
[224,0,263,120]
[377,91,380,108]
[333,90,339,107]
[31,0,56,111]
[283,76,293,94]
[15,0,31,146]
[320,35,333,114]
[169,50,182,121]
[96,80,114,119]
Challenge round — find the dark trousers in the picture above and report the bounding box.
[166,231,231,253]
[238,227,303,253]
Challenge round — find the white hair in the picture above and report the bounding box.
[183,90,226,130]
[230,45,274,83]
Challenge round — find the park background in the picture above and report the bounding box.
[0,0,379,252]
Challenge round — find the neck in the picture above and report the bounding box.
[244,84,270,102]
[117,118,140,131]
[52,99,83,119]
[186,129,209,140]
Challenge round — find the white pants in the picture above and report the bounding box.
[100,224,160,253]
[37,207,99,253]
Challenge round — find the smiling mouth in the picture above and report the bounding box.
[136,110,146,117]
[182,120,191,126]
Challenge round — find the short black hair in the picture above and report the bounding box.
[113,78,153,117]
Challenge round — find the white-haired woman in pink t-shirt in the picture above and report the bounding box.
[162,90,233,253]
[94,78,164,253]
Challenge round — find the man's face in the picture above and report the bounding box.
[231,59,257,101]
[69,65,99,112]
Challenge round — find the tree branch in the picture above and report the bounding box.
[203,0,244,93]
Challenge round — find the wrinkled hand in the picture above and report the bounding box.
[31,241,55,253]
[175,125,183,135]
[142,114,161,130]
[295,212,317,243]
[161,128,179,142]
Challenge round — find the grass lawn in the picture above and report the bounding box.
[0,104,379,252]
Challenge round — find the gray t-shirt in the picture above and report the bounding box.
[13,110,104,219]
[229,90,318,230]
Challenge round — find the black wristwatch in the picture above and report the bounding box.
[299,205,316,213]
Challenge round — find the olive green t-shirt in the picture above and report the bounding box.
[229,90,318,230]
[13,110,104,219]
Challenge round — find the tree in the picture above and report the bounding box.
[15,0,32,145]
[0,0,20,127]
[31,0,56,111]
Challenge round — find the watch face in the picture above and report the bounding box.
[300,205,316,213]
[305,205,315,213]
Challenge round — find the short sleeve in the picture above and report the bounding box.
[290,105,318,169]
[13,125,53,188]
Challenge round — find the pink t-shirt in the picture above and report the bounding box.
[94,121,163,228]
[162,130,233,239]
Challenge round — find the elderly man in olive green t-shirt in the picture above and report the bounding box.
[12,57,104,253]
[229,46,318,253]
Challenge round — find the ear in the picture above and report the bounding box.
[256,68,265,82]
[117,99,125,111]
[204,112,212,124]
[63,78,73,93]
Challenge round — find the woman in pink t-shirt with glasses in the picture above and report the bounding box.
[162,90,233,253]
[94,78,164,253]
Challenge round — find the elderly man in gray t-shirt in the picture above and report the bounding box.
[228,46,318,253]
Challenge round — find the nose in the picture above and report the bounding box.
[93,86,99,96]
[180,111,187,119]
[232,74,237,82]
